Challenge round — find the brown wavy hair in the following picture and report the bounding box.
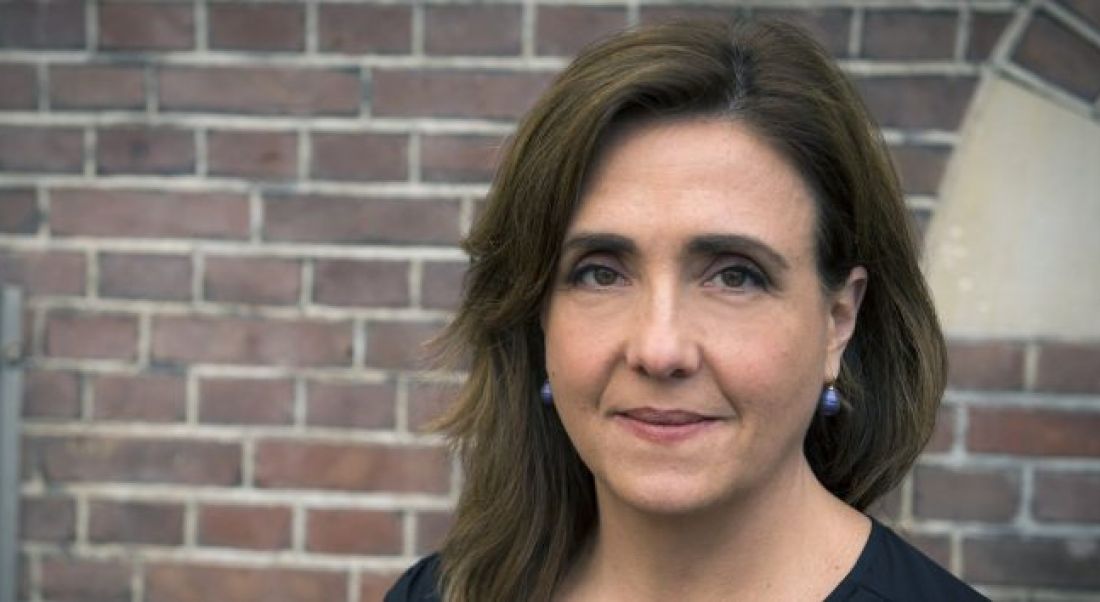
[432,18,946,602]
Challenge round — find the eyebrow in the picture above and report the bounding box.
[562,231,789,271]
[562,232,637,256]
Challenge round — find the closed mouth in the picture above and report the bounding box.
[617,408,718,425]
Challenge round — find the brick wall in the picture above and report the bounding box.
[1,1,1098,601]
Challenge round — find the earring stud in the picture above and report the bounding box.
[820,383,841,416]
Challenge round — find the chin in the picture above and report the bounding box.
[602,470,741,517]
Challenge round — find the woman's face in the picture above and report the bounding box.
[542,117,865,516]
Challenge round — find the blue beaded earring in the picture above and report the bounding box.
[820,383,841,416]
[540,380,553,405]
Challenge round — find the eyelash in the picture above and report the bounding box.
[567,260,769,292]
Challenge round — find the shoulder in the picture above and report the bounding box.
[829,519,988,602]
[384,553,443,602]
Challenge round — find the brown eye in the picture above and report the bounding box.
[720,270,747,288]
[594,267,618,286]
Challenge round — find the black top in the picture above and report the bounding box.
[384,519,987,601]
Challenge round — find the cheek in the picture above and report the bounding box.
[543,303,615,400]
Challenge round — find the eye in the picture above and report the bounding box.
[570,264,626,288]
[704,264,768,291]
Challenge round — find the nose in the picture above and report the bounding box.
[624,285,701,379]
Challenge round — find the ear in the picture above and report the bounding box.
[824,266,867,379]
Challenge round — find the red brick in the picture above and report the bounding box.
[311,132,407,181]
[638,7,738,25]
[207,130,297,180]
[1034,470,1100,522]
[913,465,1020,522]
[421,260,467,310]
[160,67,360,116]
[535,6,628,57]
[862,10,957,60]
[360,571,404,602]
[313,259,409,307]
[50,189,250,240]
[890,144,950,196]
[199,377,294,425]
[99,2,193,51]
[20,495,75,542]
[0,188,38,233]
[964,535,1100,588]
[1013,11,1100,101]
[146,564,346,602]
[365,320,443,370]
[23,369,81,420]
[969,407,1100,457]
[50,65,146,110]
[408,381,460,432]
[45,312,138,360]
[307,508,402,555]
[41,557,130,602]
[856,76,976,131]
[425,5,521,56]
[263,195,462,245]
[306,380,396,429]
[89,499,184,545]
[0,3,85,49]
[421,134,502,183]
[153,316,351,367]
[897,530,952,570]
[203,256,300,305]
[317,4,411,54]
[93,373,186,422]
[1035,342,1100,394]
[1057,0,1100,30]
[373,69,552,120]
[0,249,85,295]
[946,340,1025,390]
[255,439,450,493]
[752,8,852,57]
[0,64,36,109]
[198,503,292,550]
[0,126,83,173]
[97,126,194,175]
[968,11,1013,61]
[416,510,452,554]
[30,435,241,485]
[99,252,192,300]
[925,405,956,453]
[209,3,303,51]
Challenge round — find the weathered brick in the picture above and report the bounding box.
[159,67,360,115]
[897,530,952,570]
[373,69,551,120]
[1057,0,1100,30]
[89,499,184,545]
[925,405,956,453]
[1035,342,1100,394]
[0,3,85,49]
[0,188,38,233]
[97,126,194,175]
[0,64,36,109]
[1034,471,1100,522]
[1013,11,1100,101]
[890,144,950,196]
[307,508,402,555]
[425,5,521,56]
[536,6,628,56]
[199,377,294,425]
[969,407,1100,457]
[153,316,352,367]
[968,11,1012,61]
[0,126,83,173]
[99,252,192,301]
[198,503,292,550]
[638,6,738,25]
[421,134,503,183]
[408,381,460,432]
[93,373,186,422]
[946,340,1025,391]
[99,2,193,51]
[310,132,407,181]
[306,380,396,429]
[263,195,462,246]
[20,495,75,542]
[964,535,1100,588]
[416,510,453,554]
[50,189,250,240]
[313,259,409,307]
[45,312,138,360]
[360,571,404,602]
[867,484,903,523]
[0,249,85,295]
[23,369,81,420]
[421,260,467,310]
[753,8,852,57]
[203,256,300,305]
[862,10,957,60]
[30,435,241,485]
[255,439,450,493]
[207,130,297,180]
[913,466,1020,522]
[209,3,304,51]
[146,564,346,602]
[50,65,146,110]
[855,76,976,131]
[317,4,411,54]
[365,320,444,371]
[41,557,131,602]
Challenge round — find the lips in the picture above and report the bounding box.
[619,408,713,425]
[614,407,720,444]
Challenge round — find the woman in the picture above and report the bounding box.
[387,19,985,602]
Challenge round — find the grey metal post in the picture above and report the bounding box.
[0,286,24,602]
